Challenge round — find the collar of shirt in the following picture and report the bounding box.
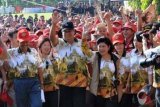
[63,38,78,44]
[18,47,31,54]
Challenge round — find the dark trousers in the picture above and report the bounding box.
[119,93,132,107]
[86,91,118,107]
[59,85,86,107]
[120,93,139,107]
[0,101,6,107]
[43,90,59,107]
[14,78,42,107]
[156,88,160,107]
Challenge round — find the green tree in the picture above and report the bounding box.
[128,0,160,15]
[153,0,160,15]
[128,0,141,10]
[140,0,152,10]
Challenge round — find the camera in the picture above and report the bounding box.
[140,33,150,39]
[140,53,160,69]
[149,22,160,34]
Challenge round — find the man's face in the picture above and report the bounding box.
[19,41,29,52]
[62,29,75,43]
[122,28,134,38]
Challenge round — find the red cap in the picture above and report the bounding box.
[75,27,83,33]
[122,22,136,32]
[29,34,39,48]
[113,19,122,25]
[30,34,39,42]
[112,33,124,45]
[17,29,30,42]
[35,30,43,37]
[74,33,82,39]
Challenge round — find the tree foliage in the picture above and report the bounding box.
[128,0,160,15]
[128,0,141,10]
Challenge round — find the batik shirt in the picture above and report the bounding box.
[130,49,152,93]
[97,59,117,98]
[7,48,42,79]
[115,53,130,93]
[41,56,59,92]
[54,38,89,87]
[81,39,117,98]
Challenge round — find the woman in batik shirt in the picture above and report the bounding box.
[112,33,131,107]
[82,36,119,107]
[38,35,59,107]
[129,31,152,107]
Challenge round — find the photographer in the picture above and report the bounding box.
[140,40,160,107]
[128,31,153,107]
[142,23,160,52]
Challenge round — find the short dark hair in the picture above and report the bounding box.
[61,21,74,30]
[8,30,18,38]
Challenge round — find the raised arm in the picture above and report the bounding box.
[50,11,61,46]
[0,37,8,60]
[103,12,114,40]
[81,23,93,58]
[136,9,143,31]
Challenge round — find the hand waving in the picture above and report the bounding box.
[52,11,61,25]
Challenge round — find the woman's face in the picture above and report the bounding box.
[114,43,124,54]
[40,41,51,55]
[98,42,110,56]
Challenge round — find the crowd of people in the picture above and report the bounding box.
[0,2,160,107]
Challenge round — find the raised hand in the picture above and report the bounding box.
[119,6,124,13]
[135,9,143,16]
[82,21,93,38]
[52,11,61,25]
[103,12,112,21]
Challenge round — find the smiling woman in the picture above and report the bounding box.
[37,34,59,107]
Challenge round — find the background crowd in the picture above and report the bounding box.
[0,1,160,107]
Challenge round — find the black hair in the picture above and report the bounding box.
[8,30,18,38]
[97,37,114,55]
[134,31,143,42]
